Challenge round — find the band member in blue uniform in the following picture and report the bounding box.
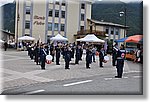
[86,45,92,69]
[99,47,106,67]
[64,45,71,69]
[39,44,47,70]
[75,45,80,64]
[34,44,40,65]
[50,43,55,62]
[114,45,126,78]
[55,44,61,65]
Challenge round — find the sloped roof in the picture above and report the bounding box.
[87,19,129,28]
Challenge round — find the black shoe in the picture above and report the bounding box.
[100,66,103,67]
[86,67,90,69]
[65,68,70,70]
[56,64,60,65]
[41,68,45,70]
[115,76,122,78]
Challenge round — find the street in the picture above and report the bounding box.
[1,49,143,95]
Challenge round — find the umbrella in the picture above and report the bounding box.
[76,34,105,43]
[18,36,35,41]
[115,37,128,42]
[50,34,68,41]
[125,35,143,43]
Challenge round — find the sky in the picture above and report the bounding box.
[0,0,142,7]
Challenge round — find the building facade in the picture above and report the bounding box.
[15,0,92,43]
[75,19,128,43]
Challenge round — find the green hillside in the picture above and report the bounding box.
[1,3,16,33]
[91,1,143,36]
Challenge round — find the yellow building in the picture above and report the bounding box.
[15,0,92,43]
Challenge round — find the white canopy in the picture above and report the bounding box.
[50,34,68,41]
[0,39,4,43]
[76,34,105,43]
[18,36,35,41]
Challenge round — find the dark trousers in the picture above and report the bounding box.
[41,57,46,69]
[35,55,39,65]
[116,59,124,78]
[112,55,117,66]
[86,62,90,68]
[99,58,103,67]
[75,55,79,64]
[51,54,54,62]
[65,61,69,69]
[56,56,60,65]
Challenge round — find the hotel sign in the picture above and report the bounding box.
[33,15,45,25]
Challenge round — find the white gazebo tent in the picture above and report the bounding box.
[18,36,35,41]
[0,39,4,43]
[50,34,68,41]
[76,34,105,43]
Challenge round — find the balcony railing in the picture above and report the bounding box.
[77,29,106,37]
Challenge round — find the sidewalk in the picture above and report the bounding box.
[1,50,141,91]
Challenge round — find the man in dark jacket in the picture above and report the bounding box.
[4,41,8,51]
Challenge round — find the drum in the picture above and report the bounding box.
[103,56,109,63]
[46,55,52,64]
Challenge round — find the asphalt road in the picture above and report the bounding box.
[2,70,142,95]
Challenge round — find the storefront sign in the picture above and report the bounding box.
[33,15,45,25]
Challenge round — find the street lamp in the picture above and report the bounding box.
[119,4,127,38]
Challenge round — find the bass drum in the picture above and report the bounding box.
[46,55,52,64]
[103,56,109,63]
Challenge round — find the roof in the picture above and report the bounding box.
[87,19,129,28]
[1,29,15,36]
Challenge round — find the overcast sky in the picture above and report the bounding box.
[0,0,142,7]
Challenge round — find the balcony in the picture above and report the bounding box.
[76,29,106,37]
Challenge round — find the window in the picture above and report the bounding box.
[48,22,52,31]
[26,7,30,14]
[49,9,53,17]
[111,28,114,35]
[55,1,59,5]
[61,11,65,18]
[61,24,65,31]
[81,14,84,21]
[106,28,109,34]
[55,10,59,17]
[115,28,119,35]
[54,23,59,31]
[62,2,66,6]
[80,26,84,31]
[25,21,30,29]
[81,3,85,9]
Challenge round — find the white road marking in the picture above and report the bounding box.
[63,80,93,87]
[104,77,128,80]
[133,76,142,78]
[104,78,112,80]
[22,89,45,95]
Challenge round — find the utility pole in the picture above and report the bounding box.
[16,0,19,49]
